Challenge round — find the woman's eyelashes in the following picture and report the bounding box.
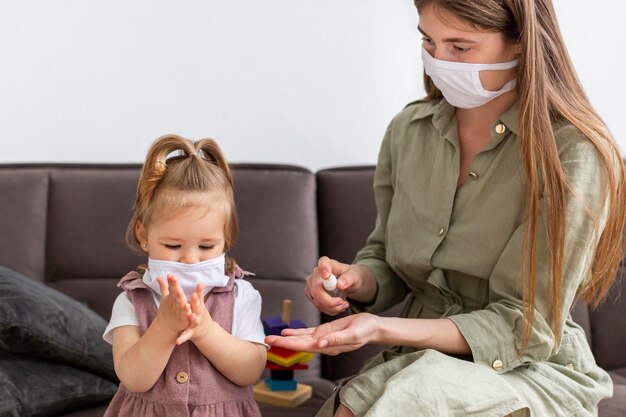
[421,37,470,54]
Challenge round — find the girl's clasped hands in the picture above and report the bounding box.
[155,275,214,346]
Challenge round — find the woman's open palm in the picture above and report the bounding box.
[265,313,381,356]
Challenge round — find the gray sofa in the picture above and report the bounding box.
[0,163,624,417]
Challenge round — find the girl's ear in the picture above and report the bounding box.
[136,223,148,252]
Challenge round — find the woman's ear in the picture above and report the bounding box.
[136,223,148,252]
[504,42,521,63]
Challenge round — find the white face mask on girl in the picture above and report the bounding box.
[421,47,519,109]
[142,253,228,301]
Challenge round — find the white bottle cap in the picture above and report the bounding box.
[323,274,338,291]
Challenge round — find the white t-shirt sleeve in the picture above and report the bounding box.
[102,291,140,344]
[232,279,268,348]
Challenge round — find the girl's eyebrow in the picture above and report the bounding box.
[418,25,478,44]
[160,237,220,242]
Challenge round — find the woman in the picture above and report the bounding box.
[267,0,625,416]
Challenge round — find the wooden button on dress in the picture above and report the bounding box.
[176,371,189,383]
[495,123,506,134]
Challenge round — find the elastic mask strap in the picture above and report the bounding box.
[422,47,518,71]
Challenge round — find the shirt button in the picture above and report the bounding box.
[492,360,503,371]
[495,123,506,134]
[176,371,189,383]
[468,171,479,180]
[438,227,445,236]
[565,363,575,370]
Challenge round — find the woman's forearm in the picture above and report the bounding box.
[375,317,471,355]
[193,325,267,386]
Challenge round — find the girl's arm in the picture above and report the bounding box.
[113,275,193,392]
[112,318,178,392]
[177,285,267,386]
[193,325,267,386]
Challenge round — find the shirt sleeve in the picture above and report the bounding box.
[102,291,140,344]
[448,127,611,373]
[353,119,409,314]
[232,280,268,348]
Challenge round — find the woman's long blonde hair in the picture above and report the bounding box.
[127,134,239,274]
[415,0,626,346]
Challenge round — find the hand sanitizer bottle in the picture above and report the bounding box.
[323,274,345,299]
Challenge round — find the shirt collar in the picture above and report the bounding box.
[410,98,520,129]
[408,98,449,124]
[409,98,520,148]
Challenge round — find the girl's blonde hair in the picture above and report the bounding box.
[415,0,626,347]
[127,134,239,274]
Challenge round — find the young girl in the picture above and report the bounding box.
[267,1,623,416]
[103,134,266,417]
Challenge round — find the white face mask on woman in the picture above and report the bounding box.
[421,47,519,109]
[142,253,228,300]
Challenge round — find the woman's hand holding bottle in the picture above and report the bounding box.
[304,256,378,316]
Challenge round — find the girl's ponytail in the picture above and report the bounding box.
[137,135,195,209]
[193,139,239,274]
[195,139,234,188]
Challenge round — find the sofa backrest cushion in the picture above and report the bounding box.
[43,167,146,316]
[0,169,49,282]
[317,166,404,380]
[0,164,320,341]
[45,167,143,284]
[229,164,321,368]
[0,163,321,376]
[317,167,378,264]
[589,266,626,370]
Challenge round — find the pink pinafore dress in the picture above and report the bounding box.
[104,268,261,417]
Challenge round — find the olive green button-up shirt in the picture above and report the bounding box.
[354,98,609,376]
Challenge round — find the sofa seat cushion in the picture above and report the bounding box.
[598,369,626,417]
[58,404,110,417]
[0,267,116,381]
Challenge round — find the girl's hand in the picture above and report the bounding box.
[155,275,192,336]
[265,313,381,356]
[305,257,373,316]
[176,284,215,345]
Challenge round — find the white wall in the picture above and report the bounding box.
[1,1,624,171]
